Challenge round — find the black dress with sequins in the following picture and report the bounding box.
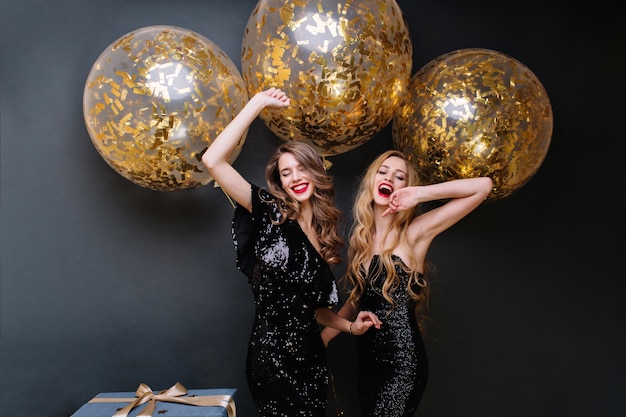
[356,254,429,417]
[232,184,339,417]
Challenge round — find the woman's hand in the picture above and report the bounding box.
[256,87,290,109]
[349,310,382,335]
[382,186,419,217]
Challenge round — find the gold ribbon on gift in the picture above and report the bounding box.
[87,382,236,417]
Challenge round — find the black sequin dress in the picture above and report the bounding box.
[356,254,428,417]
[232,184,339,417]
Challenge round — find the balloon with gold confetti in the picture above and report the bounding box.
[392,48,553,201]
[83,25,249,191]
[241,0,412,157]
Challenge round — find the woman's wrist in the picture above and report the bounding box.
[349,322,354,335]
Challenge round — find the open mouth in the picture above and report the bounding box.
[292,183,309,194]
[378,184,392,197]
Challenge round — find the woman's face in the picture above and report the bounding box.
[373,155,408,206]
[278,152,314,203]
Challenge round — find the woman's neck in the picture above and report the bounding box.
[298,203,314,229]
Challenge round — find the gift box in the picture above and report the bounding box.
[71,383,236,417]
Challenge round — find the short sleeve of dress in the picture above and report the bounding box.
[231,184,274,278]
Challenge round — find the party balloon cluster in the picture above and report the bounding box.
[83,0,552,200]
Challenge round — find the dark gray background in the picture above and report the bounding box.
[0,1,622,416]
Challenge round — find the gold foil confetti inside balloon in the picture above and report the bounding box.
[392,48,553,201]
[83,26,249,191]
[241,0,413,157]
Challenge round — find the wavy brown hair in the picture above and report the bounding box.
[264,140,344,265]
[345,150,430,332]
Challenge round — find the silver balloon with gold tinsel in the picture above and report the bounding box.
[392,48,553,201]
[241,0,413,157]
[83,25,248,191]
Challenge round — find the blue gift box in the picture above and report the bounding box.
[70,383,237,417]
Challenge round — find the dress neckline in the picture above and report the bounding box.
[293,219,326,263]
[368,254,424,278]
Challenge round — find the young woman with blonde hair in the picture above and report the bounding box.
[322,149,492,417]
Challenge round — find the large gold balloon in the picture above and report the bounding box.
[83,26,248,191]
[392,48,553,201]
[241,0,412,157]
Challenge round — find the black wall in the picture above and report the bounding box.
[0,1,622,416]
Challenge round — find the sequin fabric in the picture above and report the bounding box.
[232,184,339,417]
[356,255,428,417]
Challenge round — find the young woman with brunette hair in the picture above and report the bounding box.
[202,87,381,417]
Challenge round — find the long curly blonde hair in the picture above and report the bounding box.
[264,140,344,265]
[345,150,430,331]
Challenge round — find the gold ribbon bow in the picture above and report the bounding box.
[88,382,236,417]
